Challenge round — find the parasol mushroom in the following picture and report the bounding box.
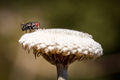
[19,29,103,80]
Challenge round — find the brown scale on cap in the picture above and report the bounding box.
[31,45,97,65]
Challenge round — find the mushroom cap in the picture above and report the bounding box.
[19,29,103,65]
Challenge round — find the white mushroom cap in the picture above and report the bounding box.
[19,29,103,64]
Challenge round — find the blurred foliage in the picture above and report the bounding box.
[0,0,120,80]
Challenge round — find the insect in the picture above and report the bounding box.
[21,22,40,32]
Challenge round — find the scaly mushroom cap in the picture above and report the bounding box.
[19,29,103,65]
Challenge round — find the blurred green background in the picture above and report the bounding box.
[0,0,120,80]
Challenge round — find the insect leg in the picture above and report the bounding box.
[25,30,27,33]
[29,26,32,32]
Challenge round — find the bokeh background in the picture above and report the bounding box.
[0,0,120,80]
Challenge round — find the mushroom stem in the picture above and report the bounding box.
[56,63,68,80]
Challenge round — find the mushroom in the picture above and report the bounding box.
[19,29,103,80]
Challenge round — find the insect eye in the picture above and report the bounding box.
[35,23,39,27]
